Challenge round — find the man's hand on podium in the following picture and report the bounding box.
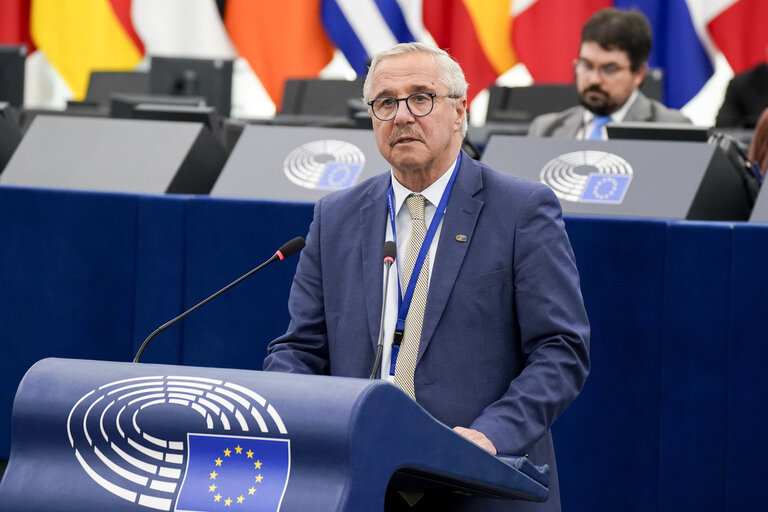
[453,426,497,455]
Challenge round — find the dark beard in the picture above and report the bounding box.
[579,86,618,116]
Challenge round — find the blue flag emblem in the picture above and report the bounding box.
[175,434,290,512]
[316,161,362,189]
[579,173,632,204]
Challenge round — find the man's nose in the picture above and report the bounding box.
[393,100,415,123]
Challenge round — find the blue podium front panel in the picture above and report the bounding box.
[0,358,548,512]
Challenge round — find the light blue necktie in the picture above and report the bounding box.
[588,115,611,140]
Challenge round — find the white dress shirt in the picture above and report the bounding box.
[379,157,458,381]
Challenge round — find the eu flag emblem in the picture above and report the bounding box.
[316,161,362,189]
[579,173,632,204]
[175,434,290,512]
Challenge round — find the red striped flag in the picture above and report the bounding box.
[512,0,610,83]
[707,0,768,74]
[422,0,517,103]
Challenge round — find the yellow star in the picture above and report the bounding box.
[208,484,217,493]
[224,497,232,506]
[246,449,254,459]
[254,460,262,469]
[223,448,231,457]
[248,487,256,495]
[215,457,223,467]
[209,471,218,480]
[235,445,243,454]
[237,495,245,504]
[214,493,222,502]
[255,474,263,483]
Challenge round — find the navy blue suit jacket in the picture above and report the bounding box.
[264,152,590,511]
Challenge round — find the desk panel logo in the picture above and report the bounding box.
[67,376,290,511]
[283,139,365,190]
[539,150,633,204]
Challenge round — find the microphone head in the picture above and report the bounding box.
[276,237,306,260]
[382,240,396,264]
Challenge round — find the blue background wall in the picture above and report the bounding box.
[1,185,766,510]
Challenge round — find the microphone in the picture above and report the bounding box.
[369,241,397,379]
[133,236,306,363]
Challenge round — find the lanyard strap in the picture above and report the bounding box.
[386,152,461,346]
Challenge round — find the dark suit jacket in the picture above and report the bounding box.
[527,91,690,138]
[716,63,768,129]
[264,153,591,511]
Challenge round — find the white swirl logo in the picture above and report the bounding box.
[283,139,365,190]
[67,375,288,511]
[539,150,633,204]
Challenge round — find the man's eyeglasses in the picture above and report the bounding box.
[367,92,454,121]
[574,59,630,78]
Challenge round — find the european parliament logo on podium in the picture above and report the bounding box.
[66,374,291,511]
[539,150,634,204]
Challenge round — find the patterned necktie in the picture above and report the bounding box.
[394,194,429,400]
[588,115,612,140]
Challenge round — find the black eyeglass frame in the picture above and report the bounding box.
[367,92,455,121]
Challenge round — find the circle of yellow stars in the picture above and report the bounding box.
[207,444,264,506]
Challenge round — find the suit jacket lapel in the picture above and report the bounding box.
[360,174,391,350]
[561,108,584,138]
[417,153,484,362]
[624,92,653,121]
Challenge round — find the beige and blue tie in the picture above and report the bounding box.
[394,194,429,400]
[394,194,429,506]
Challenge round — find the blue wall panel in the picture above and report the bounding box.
[558,217,667,511]
[728,225,768,509]
[180,198,313,369]
[0,187,139,456]
[131,195,188,364]
[659,222,732,510]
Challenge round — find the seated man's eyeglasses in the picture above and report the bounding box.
[573,59,629,78]
[367,92,455,121]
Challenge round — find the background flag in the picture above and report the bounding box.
[225,0,334,107]
[320,0,417,76]
[422,0,517,103]
[707,0,768,74]
[131,0,235,59]
[30,0,143,99]
[512,0,609,83]
[0,0,34,50]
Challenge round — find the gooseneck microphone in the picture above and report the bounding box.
[369,241,397,379]
[133,236,306,363]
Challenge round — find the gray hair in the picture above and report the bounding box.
[363,42,469,137]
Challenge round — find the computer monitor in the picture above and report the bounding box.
[0,102,22,173]
[0,45,26,107]
[85,71,150,106]
[607,122,712,142]
[486,84,578,124]
[149,56,233,116]
[109,93,207,119]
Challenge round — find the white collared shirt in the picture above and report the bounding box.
[577,89,639,140]
[379,158,457,381]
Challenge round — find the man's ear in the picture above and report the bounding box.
[633,62,648,89]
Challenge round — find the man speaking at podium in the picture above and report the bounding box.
[528,8,689,140]
[265,42,590,511]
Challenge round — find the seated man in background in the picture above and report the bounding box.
[528,8,689,140]
[716,49,768,129]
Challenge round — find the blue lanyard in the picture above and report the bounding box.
[386,153,461,374]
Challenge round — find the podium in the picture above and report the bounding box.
[0,358,548,511]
